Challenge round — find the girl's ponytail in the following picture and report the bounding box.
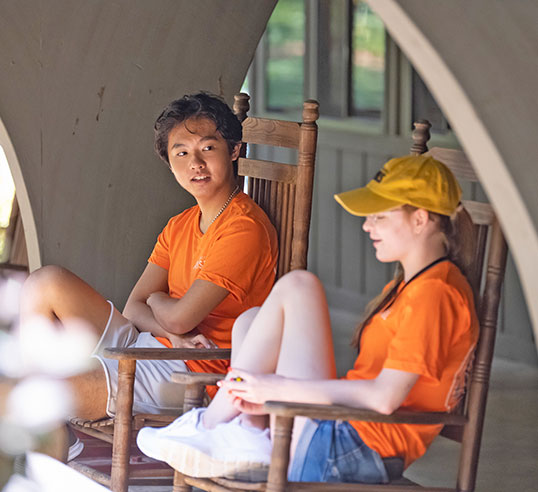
[440,204,476,282]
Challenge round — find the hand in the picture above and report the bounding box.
[166,329,218,349]
[146,291,169,307]
[217,368,286,415]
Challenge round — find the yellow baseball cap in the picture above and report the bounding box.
[334,155,461,216]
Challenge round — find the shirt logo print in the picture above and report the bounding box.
[193,256,205,270]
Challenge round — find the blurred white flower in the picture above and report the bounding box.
[0,316,97,378]
[4,378,73,432]
[2,473,41,492]
[0,332,22,378]
[0,275,107,490]
[0,273,25,326]
[2,453,111,491]
[0,420,35,456]
[26,452,110,491]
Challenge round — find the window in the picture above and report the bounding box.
[317,0,350,117]
[265,0,305,111]
[258,0,387,123]
[250,0,451,135]
[0,146,16,263]
[351,0,385,118]
[411,68,451,134]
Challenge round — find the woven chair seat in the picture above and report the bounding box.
[69,416,114,429]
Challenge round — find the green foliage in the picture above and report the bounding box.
[353,1,385,58]
[352,1,385,113]
[353,65,384,111]
[267,0,304,44]
[266,0,305,109]
[264,0,385,114]
[267,57,304,110]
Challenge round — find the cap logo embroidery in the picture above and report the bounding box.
[374,170,386,183]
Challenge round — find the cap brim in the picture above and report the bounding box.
[334,187,403,216]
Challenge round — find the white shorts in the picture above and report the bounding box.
[92,301,188,417]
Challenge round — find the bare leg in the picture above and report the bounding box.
[203,270,336,436]
[199,307,261,427]
[20,265,112,334]
[230,308,268,430]
[20,265,113,419]
[68,368,109,419]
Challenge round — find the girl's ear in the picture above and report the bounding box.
[412,208,430,233]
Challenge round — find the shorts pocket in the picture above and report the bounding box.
[322,422,388,484]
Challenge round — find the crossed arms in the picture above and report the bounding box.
[122,262,229,348]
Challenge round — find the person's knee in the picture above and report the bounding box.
[274,270,322,297]
[24,265,69,294]
[21,265,78,318]
[232,307,260,348]
[21,265,65,307]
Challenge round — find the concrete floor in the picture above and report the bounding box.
[133,357,538,492]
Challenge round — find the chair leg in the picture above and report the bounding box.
[183,383,206,413]
[173,470,192,492]
[266,415,294,492]
[110,359,136,492]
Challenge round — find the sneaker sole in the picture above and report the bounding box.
[67,438,84,462]
[165,444,269,482]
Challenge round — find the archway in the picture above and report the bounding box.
[0,117,40,271]
[368,0,538,353]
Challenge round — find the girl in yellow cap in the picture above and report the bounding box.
[137,155,479,484]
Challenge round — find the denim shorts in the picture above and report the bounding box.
[289,419,389,483]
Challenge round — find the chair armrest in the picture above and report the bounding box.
[171,372,226,386]
[263,401,466,426]
[102,347,231,361]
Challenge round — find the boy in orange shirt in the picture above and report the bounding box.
[20,93,278,430]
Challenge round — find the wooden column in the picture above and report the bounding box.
[266,415,294,492]
[233,92,250,190]
[457,219,507,492]
[172,470,192,492]
[110,359,136,492]
[290,99,319,271]
[410,119,431,155]
[233,92,250,123]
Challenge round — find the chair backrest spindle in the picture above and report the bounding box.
[233,93,319,279]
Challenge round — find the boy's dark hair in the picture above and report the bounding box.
[154,92,242,165]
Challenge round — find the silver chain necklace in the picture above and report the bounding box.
[204,185,240,228]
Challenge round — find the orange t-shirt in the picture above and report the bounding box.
[344,261,478,468]
[148,192,278,386]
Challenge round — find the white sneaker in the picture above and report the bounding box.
[137,412,271,482]
[66,427,84,462]
[137,407,205,462]
[67,438,84,462]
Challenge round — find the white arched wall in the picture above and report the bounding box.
[0,117,40,271]
[368,0,538,352]
[0,0,277,307]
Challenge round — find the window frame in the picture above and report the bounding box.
[244,0,458,146]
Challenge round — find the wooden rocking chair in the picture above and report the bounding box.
[68,94,320,492]
[175,120,508,492]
